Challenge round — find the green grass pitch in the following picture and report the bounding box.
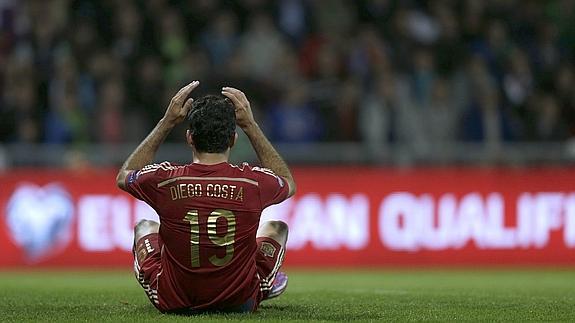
[0,269,574,322]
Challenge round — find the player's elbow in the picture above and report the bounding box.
[116,170,127,190]
[287,178,297,198]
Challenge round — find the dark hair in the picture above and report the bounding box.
[187,95,236,153]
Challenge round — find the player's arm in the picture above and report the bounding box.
[221,87,296,198]
[116,81,200,190]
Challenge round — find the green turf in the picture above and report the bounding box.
[0,269,573,322]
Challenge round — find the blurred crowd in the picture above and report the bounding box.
[1,0,574,157]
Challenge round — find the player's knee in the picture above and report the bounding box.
[269,220,289,235]
[262,220,289,242]
[134,219,159,237]
[257,220,289,245]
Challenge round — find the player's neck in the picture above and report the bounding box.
[192,152,229,165]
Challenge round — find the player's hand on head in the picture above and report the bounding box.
[164,81,200,124]
[222,87,256,130]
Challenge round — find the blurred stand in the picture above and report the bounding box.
[0,141,569,168]
[1,1,574,168]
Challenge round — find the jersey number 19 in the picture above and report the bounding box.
[183,209,236,268]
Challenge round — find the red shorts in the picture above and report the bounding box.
[133,233,284,312]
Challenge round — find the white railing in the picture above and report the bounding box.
[0,141,573,168]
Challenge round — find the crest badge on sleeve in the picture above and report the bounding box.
[260,241,277,258]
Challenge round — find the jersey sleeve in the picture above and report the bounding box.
[251,166,290,208]
[124,163,171,205]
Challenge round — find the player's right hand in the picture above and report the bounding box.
[164,81,200,125]
[222,87,256,130]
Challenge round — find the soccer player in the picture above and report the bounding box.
[116,81,296,313]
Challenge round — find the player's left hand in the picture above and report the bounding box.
[222,87,256,130]
[164,81,200,124]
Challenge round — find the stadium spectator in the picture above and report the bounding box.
[264,80,323,143]
[97,77,125,143]
[459,55,514,146]
[359,74,397,156]
[238,12,288,82]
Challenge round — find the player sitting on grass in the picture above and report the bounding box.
[116,81,296,313]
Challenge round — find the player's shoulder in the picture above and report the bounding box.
[227,162,271,175]
[140,161,182,173]
[136,161,185,179]
[230,162,285,187]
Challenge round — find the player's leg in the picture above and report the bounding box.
[134,219,159,244]
[257,220,289,246]
[133,220,162,310]
[256,220,289,301]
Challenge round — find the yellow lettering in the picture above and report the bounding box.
[179,183,188,198]
[170,186,178,200]
[235,187,244,201]
[229,185,236,199]
[171,182,242,201]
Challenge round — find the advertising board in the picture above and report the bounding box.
[1,167,574,267]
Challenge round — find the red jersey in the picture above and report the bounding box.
[125,161,289,311]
